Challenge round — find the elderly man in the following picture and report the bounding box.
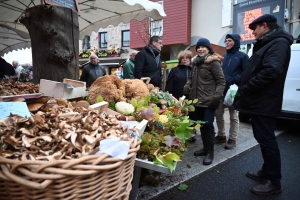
[79,53,106,88]
[233,14,293,195]
[123,50,138,79]
[134,36,163,88]
[12,60,24,78]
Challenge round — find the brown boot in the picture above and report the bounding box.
[225,139,236,149]
[215,135,226,144]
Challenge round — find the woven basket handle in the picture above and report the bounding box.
[1,164,53,189]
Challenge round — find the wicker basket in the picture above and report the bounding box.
[0,137,140,200]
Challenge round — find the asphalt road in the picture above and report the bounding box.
[150,122,300,200]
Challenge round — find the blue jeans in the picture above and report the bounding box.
[189,107,215,132]
[251,114,281,185]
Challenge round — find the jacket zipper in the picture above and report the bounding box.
[228,59,231,67]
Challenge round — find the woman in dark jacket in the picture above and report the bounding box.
[165,50,193,100]
[183,38,225,165]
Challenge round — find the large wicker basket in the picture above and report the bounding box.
[0,137,140,200]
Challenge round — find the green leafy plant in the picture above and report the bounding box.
[180,98,198,115]
[96,95,104,103]
[130,96,151,113]
[109,101,116,110]
[177,183,188,191]
[153,149,181,173]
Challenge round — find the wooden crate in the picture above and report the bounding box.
[0,93,42,102]
[89,101,148,136]
[39,79,88,99]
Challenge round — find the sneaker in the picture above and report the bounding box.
[215,135,226,143]
[225,139,236,149]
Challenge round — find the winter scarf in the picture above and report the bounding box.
[147,44,161,68]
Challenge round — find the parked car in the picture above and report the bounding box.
[239,43,300,122]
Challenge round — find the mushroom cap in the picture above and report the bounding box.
[27,103,44,112]
[10,97,25,102]
[74,100,90,109]
[160,99,167,105]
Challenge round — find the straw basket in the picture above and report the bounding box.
[0,137,140,200]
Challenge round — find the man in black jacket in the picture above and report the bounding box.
[233,14,294,195]
[134,36,163,88]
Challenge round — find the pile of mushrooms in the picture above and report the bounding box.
[0,79,39,96]
[0,100,135,161]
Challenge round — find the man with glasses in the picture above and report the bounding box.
[80,53,106,88]
[134,36,163,88]
[233,14,293,195]
[215,34,249,149]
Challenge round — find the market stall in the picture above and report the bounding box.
[0,73,203,199]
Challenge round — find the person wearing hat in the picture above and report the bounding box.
[215,34,249,149]
[123,50,139,79]
[233,14,293,195]
[183,38,225,165]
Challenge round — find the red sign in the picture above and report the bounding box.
[240,8,263,42]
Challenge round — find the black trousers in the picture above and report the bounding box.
[189,107,215,131]
[251,114,281,185]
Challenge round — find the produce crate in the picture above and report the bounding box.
[0,137,141,200]
[39,79,88,99]
[89,101,148,136]
[0,93,42,102]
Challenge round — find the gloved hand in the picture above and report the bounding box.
[208,98,220,110]
[183,86,191,96]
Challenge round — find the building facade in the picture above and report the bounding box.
[79,0,300,62]
[129,0,300,60]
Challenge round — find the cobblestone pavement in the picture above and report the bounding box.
[137,110,291,200]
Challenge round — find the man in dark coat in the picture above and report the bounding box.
[134,36,163,88]
[80,53,106,88]
[215,34,249,149]
[233,14,294,195]
[0,57,15,78]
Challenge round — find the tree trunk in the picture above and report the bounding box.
[20,5,79,84]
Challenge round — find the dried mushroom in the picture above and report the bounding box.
[0,101,137,162]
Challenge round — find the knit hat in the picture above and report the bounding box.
[195,38,214,53]
[249,14,277,30]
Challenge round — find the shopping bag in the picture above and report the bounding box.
[224,84,238,106]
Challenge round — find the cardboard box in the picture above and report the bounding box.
[39,79,88,99]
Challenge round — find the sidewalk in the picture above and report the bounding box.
[137,110,289,200]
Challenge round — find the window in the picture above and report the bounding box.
[149,19,163,36]
[122,30,130,47]
[149,1,163,36]
[82,35,90,50]
[99,32,107,49]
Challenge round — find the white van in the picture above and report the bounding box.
[239,43,300,122]
[280,43,300,119]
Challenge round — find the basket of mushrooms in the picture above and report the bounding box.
[0,97,141,200]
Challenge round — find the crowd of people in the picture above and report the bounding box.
[0,14,291,196]
[76,14,293,196]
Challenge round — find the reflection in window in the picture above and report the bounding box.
[99,32,107,49]
[122,30,130,47]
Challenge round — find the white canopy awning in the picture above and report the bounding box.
[0,0,166,56]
